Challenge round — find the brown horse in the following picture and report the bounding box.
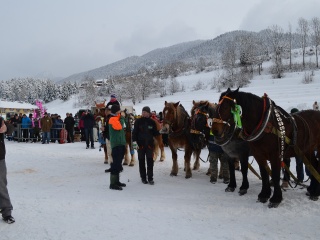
[122,110,135,166]
[152,118,166,162]
[212,88,320,207]
[94,101,108,162]
[161,101,204,178]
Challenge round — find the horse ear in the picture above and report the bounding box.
[235,88,239,93]
[226,88,231,93]
[192,100,195,105]
[174,101,180,108]
[165,101,167,105]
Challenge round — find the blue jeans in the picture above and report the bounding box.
[85,128,94,147]
[42,132,50,143]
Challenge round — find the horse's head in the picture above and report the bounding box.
[211,88,239,145]
[160,101,180,134]
[190,100,217,149]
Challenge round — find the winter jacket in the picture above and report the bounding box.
[64,116,75,130]
[106,100,120,109]
[40,116,53,132]
[21,116,31,129]
[82,113,95,129]
[132,117,160,148]
[108,114,126,149]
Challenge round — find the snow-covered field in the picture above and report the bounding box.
[1,67,320,239]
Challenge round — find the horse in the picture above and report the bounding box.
[211,88,320,208]
[152,118,166,162]
[160,101,204,178]
[122,109,136,166]
[191,100,250,195]
[94,101,108,162]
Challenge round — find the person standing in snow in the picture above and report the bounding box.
[313,101,319,110]
[108,104,126,190]
[0,117,15,224]
[132,106,160,185]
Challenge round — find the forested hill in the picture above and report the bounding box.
[60,29,302,83]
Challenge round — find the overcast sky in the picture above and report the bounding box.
[0,0,319,81]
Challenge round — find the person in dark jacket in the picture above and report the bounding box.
[82,110,95,149]
[132,106,160,185]
[0,117,15,224]
[64,113,75,143]
[106,94,121,109]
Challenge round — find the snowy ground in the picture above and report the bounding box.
[1,141,319,240]
[2,66,320,239]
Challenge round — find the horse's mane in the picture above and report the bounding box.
[191,100,216,117]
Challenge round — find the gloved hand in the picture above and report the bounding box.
[132,141,138,150]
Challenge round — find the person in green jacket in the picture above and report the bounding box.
[108,105,126,190]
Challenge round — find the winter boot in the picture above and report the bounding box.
[116,174,126,187]
[110,174,122,190]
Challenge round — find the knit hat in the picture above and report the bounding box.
[111,104,121,114]
[142,106,151,114]
[291,108,299,113]
[111,94,116,99]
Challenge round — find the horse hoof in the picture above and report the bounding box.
[309,196,319,201]
[268,202,280,208]
[160,159,165,162]
[257,197,268,203]
[225,187,235,192]
[129,163,134,167]
[170,173,177,177]
[104,162,108,164]
[238,189,247,196]
[185,175,192,179]
[123,163,128,166]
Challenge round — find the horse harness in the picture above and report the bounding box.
[215,94,320,183]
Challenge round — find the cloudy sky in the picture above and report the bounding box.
[0,0,319,81]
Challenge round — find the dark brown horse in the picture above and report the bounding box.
[212,88,320,207]
[191,100,250,195]
[160,101,204,178]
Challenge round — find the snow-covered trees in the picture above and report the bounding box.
[297,18,309,68]
[310,17,320,68]
[266,25,287,78]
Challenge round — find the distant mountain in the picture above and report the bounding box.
[59,29,303,83]
[59,40,205,83]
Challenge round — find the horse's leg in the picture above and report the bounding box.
[158,136,166,162]
[225,156,236,192]
[153,137,160,162]
[184,148,193,178]
[106,140,113,164]
[257,162,272,203]
[192,150,200,170]
[103,144,108,163]
[269,158,283,208]
[129,151,135,166]
[123,144,130,165]
[239,153,249,195]
[170,144,178,176]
